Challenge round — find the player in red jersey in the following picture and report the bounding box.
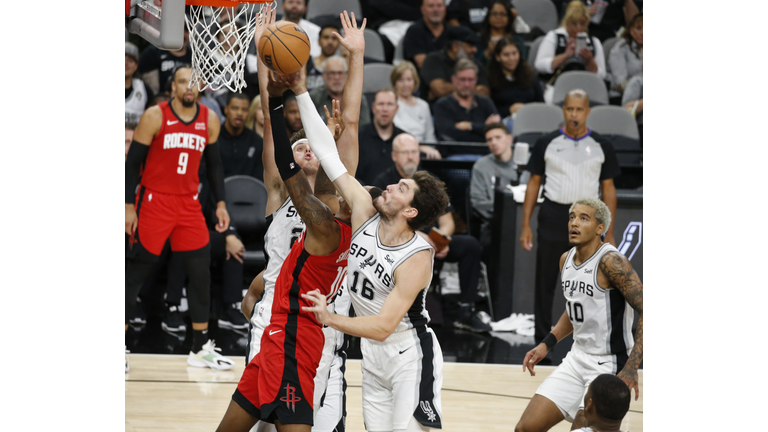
[214,46,356,432]
[125,65,234,372]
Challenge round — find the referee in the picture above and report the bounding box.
[519,89,621,346]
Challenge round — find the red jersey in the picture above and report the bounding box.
[272,219,351,326]
[141,101,210,195]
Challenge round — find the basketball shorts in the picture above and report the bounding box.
[246,287,275,364]
[234,314,323,426]
[360,326,443,431]
[313,325,346,432]
[535,344,626,422]
[130,186,209,256]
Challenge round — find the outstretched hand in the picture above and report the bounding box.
[301,290,331,325]
[522,343,549,376]
[267,70,301,97]
[617,367,640,401]
[324,99,345,141]
[333,11,366,54]
[253,5,277,49]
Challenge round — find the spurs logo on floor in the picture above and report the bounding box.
[280,383,302,412]
[420,401,437,422]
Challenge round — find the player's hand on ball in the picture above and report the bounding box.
[522,343,549,376]
[267,71,292,97]
[333,11,366,54]
[324,100,345,141]
[617,368,639,401]
[301,290,330,324]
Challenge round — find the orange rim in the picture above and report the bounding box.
[186,0,273,6]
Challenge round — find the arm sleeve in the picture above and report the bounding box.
[534,31,558,74]
[203,143,227,202]
[295,92,348,181]
[125,142,150,204]
[268,97,303,181]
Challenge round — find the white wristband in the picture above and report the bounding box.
[295,92,348,181]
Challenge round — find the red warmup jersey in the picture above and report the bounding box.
[272,219,351,326]
[141,101,210,195]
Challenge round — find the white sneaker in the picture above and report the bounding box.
[187,340,235,370]
[125,346,130,373]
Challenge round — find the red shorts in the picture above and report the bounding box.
[234,313,324,425]
[131,186,209,256]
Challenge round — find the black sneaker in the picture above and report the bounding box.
[162,305,187,333]
[453,304,492,333]
[129,298,147,330]
[219,302,249,331]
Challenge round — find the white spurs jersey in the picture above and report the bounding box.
[263,197,305,294]
[328,272,352,350]
[347,214,434,333]
[561,243,635,357]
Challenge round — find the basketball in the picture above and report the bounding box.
[258,21,311,75]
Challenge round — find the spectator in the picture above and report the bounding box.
[390,61,440,154]
[356,89,406,186]
[149,92,169,108]
[308,55,371,126]
[125,124,135,161]
[477,1,527,66]
[586,0,640,42]
[420,25,491,102]
[622,74,642,139]
[125,42,154,125]
[218,92,264,181]
[519,89,620,345]
[534,0,606,82]
[487,38,544,117]
[280,0,321,58]
[608,13,642,96]
[402,0,450,69]
[433,59,500,142]
[138,24,191,94]
[197,92,225,125]
[470,122,529,255]
[284,92,304,138]
[244,95,265,138]
[371,133,491,333]
[305,23,342,91]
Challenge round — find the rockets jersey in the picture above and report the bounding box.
[561,243,635,356]
[263,197,306,296]
[271,218,352,327]
[347,213,434,333]
[141,101,210,195]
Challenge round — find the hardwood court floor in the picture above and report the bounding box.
[125,354,643,431]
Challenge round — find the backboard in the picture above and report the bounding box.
[126,0,186,50]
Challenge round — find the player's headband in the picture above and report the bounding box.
[292,138,309,150]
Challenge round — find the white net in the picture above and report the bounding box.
[185,1,275,92]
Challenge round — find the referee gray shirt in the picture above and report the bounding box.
[527,129,621,205]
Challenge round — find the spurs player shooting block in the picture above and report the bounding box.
[515,198,643,432]
[301,13,450,431]
[237,9,365,432]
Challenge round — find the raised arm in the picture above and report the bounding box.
[302,249,434,341]
[600,251,643,400]
[332,11,365,176]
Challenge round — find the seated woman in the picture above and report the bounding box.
[609,13,642,96]
[476,1,527,67]
[488,38,543,117]
[534,0,606,82]
[390,61,437,144]
[244,95,264,138]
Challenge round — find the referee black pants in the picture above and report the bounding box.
[534,199,572,344]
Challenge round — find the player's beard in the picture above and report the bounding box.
[181,97,195,108]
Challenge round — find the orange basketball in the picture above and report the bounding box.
[258,21,311,75]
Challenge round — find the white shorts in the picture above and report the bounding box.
[246,288,274,364]
[360,326,443,431]
[535,345,624,422]
[313,348,346,432]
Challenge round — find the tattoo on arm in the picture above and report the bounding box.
[601,251,643,372]
[283,171,335,227]
[571,410,587,430]
[313,166,336,197]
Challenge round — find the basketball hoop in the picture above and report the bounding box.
[185,0,275,93]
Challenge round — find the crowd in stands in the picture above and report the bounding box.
[126,0,642,333]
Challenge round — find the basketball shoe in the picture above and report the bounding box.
[187,340,235,370]
[162,304,187,333]
[218,302,249,331]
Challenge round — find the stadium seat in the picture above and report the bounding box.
[552,71,609,106]
[512,103,563,147]
[393,34,405,65]
[306,0,361,21]
[513,0,559,33]
[586,105,638,139]
[362,63,395,94]
[586,106,642,188]
[224,175,268,268]
[602,37,620,69]
[363,29,386,63]
[527,35,545,67]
